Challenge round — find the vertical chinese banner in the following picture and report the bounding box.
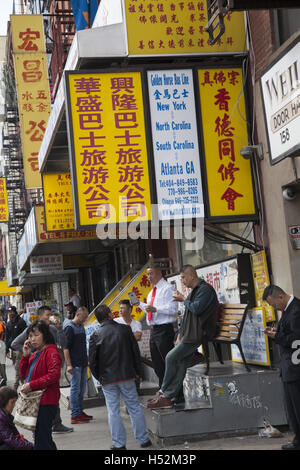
[250,250,275,322]
[0,178,9,223]
[65,71,152,228]
[42,173,75,231]
[124,0,247,55]
[11,15,51,189]
[197,68,256,220]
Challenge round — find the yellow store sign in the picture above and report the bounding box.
[65,71,152,228]
[197,67,256,220]
[11,15,51,189]
[0,178,9,223]
[251,250,275,322]
[35,206,97,243]
[43,173,74,231]
[124,0,247,56]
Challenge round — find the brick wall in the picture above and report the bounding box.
[248,10,277,80]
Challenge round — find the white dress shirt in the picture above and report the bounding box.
[139,277,178,326]
[285,295,294,311]
[114,316,142,333]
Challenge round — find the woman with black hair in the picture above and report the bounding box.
[0,386,33,450]
[19,320,62,450]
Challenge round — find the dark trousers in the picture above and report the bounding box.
[150,324,175,388]
[283,379,300,440]
[34,405,58,450]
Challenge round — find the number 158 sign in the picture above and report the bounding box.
[260,38,300,165]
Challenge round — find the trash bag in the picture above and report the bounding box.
[258,419,283,438]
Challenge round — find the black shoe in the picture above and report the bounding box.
[110,445,127,450]
[140,439,152,448]
[52,424,74,434]
[173,395,185,405]
[187,351,205,368]
[281,442,300,450]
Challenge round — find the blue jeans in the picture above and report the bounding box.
[102,379,149,448]
[70,366,87,418]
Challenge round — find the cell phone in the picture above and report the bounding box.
[128,291,139,305]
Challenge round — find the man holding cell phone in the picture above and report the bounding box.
[263,285,300,451]
[132,263,178,388]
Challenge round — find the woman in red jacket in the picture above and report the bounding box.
[19,320,62,450]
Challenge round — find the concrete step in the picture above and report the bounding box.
[142,361,288,444]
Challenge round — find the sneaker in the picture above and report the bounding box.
[281,441,300,450]
[140,439,152,448]
[52,424,74,434]
[146,396,173,409]
[110,445,127,450]
[81,411,93,420]
[71,415,90,424]
[147,390,163,404]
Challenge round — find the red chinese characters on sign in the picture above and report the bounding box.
[45,174,74,230]
[73,76,110,220]
[111,77,147,220]
[205,271,221,291]
[69,72,150,226]
[201,70,242,212]
[12,17,51,189]
[0,179,8,222]
[18,28,40,51]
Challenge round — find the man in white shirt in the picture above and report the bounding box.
[137,264,178,388]
[69,288,81,309]
[114,300,142,342]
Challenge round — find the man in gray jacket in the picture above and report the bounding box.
[11,305,73,434]
[147,264,218,409]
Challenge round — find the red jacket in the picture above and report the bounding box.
[19,344,61,406]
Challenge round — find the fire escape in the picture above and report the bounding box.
[2,106,27,256]
[45,1,76,100]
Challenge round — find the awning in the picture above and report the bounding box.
[19,269,79,286]
[0,280,21,296]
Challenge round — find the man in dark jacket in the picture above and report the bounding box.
[263,285,300,450]
[89,304,151,450]
[147,264,218,409]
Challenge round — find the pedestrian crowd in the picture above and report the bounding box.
[0,270,300,451]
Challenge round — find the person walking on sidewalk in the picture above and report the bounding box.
[11,306,73,434]
[19,321,61,450]
[147,264,218,410]
[63,306,92,425]
[89,304,151,450]
[263,285,300,451]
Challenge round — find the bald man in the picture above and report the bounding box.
[147,264,218,409]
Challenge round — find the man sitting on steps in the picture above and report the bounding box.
[147,265,218,409]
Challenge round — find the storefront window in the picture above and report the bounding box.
[180,222,255,268]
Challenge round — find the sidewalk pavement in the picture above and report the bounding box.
[3,357,293,451]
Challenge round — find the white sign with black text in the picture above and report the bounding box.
[30,254,63,274]
[147,69,204,220]
[261,39,300,164]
